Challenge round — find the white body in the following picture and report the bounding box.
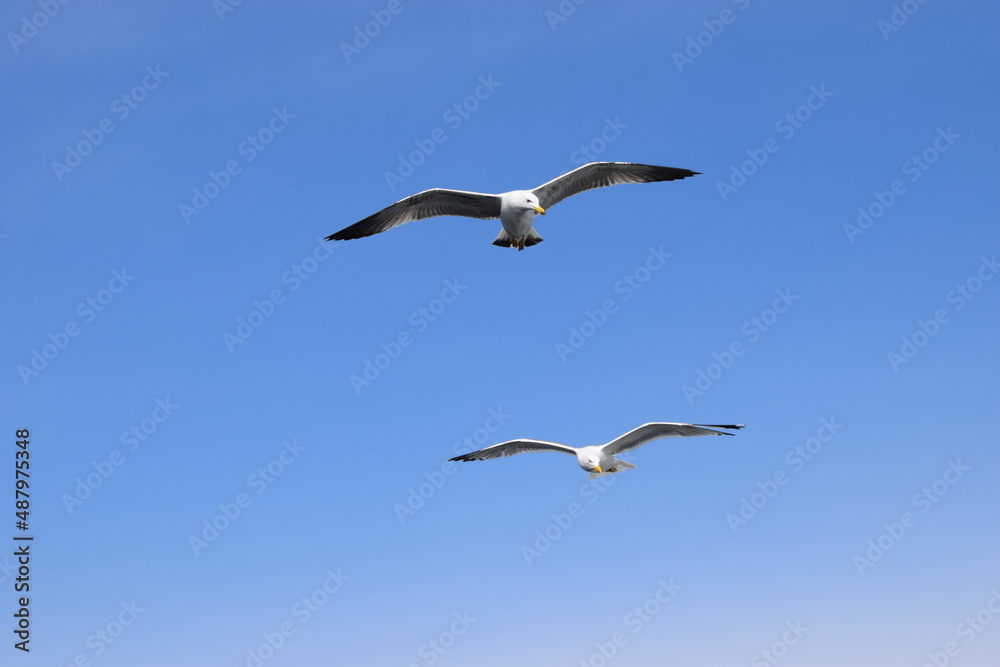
[575,445,636,478]
[496,190,545,249]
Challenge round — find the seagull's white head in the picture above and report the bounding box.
[513,191,545,216]
[577,450,602,474]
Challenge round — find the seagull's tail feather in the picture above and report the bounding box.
[491,230,513,247]
[492,229,544,249]
[613,459,636,471]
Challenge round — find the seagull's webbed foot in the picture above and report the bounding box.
[608,466,618,473]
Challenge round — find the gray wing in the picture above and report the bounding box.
[531,162,700,210]
[601,422,744,457]
[449,439,577,462]
[327,188,502,241]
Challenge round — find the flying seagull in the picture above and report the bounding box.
[449,422,744,479]
[327,162,699,250]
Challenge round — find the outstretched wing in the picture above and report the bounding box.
[327,188,502,241]
[531,162,699,210]
[449,439,577,462]
[601,422,744,457]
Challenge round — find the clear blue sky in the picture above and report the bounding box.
[3,1,999,665]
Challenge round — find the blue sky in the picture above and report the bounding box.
[3,1,999,665]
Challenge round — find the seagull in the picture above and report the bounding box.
[449,422,744,478]
[326,162,700,250]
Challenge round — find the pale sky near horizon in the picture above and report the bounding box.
[3,1,999,666]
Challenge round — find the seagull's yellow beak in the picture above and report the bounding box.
[593,465,602,474]
[533,205,546,215]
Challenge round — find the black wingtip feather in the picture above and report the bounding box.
[636,164,700,181]
[696,423,746,435]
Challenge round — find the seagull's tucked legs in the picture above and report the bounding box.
[590,458,636,479]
